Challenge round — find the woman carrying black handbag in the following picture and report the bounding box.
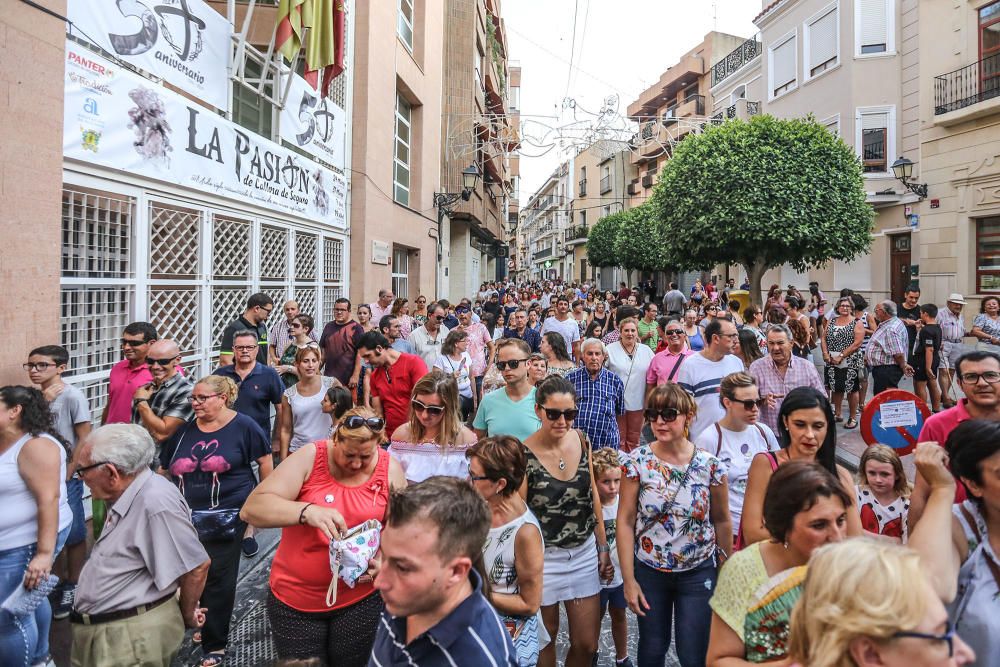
[160,375,272,667]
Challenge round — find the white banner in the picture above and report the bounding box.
[279,73,346,170]
[65,42,346,228]
[67,0,231,112]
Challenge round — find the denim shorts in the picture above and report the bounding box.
[600,582,626,610]
[65,478,87,547]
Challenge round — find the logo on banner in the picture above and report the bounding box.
[81,129,102,152]
[295,90,337,146]
[109,0,207,65]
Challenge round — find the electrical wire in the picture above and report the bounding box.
[563,0,579,102]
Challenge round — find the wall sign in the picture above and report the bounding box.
[279,72,346,171]
[371,240,390,265]
[64,41,345,228]
[67,0,232,111]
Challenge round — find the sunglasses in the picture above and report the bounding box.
[341,416,386,431]
[411,399,446,415]
[496,358,530,370]
[146,356,179,366]
[730,397,767,410]
[644,407,681,422]
[664,330,685,337]
[121,338,148,347]
[434,315,446,321]
[542,408,578,421]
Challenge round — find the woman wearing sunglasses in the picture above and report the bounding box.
[693,372,778,546]
[160,375,273,666]
[388,370,477,484]
[412,295,429,325]
[521,376,612,667]
[241,408,406,666]
[276,314,322,388]
[617,383,732,667]
[740,387,861,547]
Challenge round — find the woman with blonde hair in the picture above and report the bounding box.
[787,539,975,667]
[388,370,477,483]
[241,407,406,666]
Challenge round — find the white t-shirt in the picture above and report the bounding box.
[693,422,778,531]
[433,352,474,398]
[675,352,745,439]
[541,316,581,357]
[605,342,655,411]
[602,497,623,588]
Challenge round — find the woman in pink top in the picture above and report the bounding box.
[241,408,406,666]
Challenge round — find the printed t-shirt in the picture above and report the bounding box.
[160,412,271,510]
[319,320,364,385]
[473,386,541,442]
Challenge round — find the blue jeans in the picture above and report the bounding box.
[633,557,717,667]
[0,526,69,667]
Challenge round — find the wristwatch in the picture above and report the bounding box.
[596,544,611,554]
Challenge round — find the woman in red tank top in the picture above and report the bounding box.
[241,407,407,666]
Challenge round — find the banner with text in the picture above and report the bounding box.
[67,0,231,111]
[279,72,347,170]
[64,42,346,228]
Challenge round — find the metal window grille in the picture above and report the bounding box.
[295,287,318,320]
[60,285,135,377]
[213,216,252,279]
[61,188,133,279]
[147,287,200,356]
[260,226,288,280]
[324,237,344,282]
[295,232,318,280]
[211,287,251,346]
[149,203,201,279]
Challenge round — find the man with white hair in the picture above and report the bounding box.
[865,300,914,395]
[567,338,625,449]
[369,288,394,324]
[71,424,209,666]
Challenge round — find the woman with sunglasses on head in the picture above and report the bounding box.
[521,376,612,667]
[276,314,322,388]
[241,408,406,666]
[707,462,853,666]
[740,387,861,547]
[693,372,778,546]
[541,331,577,378]
[617,383,732,667]
[388,370,477,484]
[0,386,72,667]
[277,347,342,462]
[468,436,545,667]
[160,376,273,666]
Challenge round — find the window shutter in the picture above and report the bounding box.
[809,10,838,69]
[860,0,887,48]
[772,38,796,88]
[861,111,888,130]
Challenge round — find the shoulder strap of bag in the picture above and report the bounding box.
[666,353,687,382]
[636,445,699,541]
[714,423,723,456]
[754,424,768,447]
[959,504,1000,593]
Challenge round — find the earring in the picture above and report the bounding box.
[783,540,789,549]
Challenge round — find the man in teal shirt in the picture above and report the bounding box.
[473,338,541,442]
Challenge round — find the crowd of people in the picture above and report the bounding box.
[0,277,995,667]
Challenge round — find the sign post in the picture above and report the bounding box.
[859,390,931,456]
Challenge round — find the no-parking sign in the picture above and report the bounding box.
[859,390,931,456]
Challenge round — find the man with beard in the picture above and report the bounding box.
[357,331,428,436]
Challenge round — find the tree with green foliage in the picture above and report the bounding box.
[614,203,665,271]
[584,209,623,268]
[651,114,874,304]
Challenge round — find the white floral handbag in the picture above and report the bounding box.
[326,519,382,607]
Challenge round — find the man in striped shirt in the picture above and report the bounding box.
[865,300,914,395]
[370,477,517,667]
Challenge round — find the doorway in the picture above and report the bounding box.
[889,233,912,304]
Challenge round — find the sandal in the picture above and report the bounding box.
[835,414,844,423]
[198,652,225,667]
[845,418,858,429]
[192,632,201,645]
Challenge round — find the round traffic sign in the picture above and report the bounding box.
[859,389,931,456]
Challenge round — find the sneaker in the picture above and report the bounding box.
[47,581,64,607]
[241,536,259,558]
[615,658,635,667]
[52,584,75,620]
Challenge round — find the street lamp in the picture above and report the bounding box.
[433,164,481,296]
[890,156,928,199]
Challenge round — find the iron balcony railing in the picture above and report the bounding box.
[935,52,1000,115]
[565,224,588,241]
[578,178,587,196]
[533,246,553,260]
[600,175,612,193]
[712,36,762,87]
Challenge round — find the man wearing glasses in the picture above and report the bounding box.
[357,330,428,435]
[909,350,1000,528]
[219,292,275,366]
[646,318,694,389]
[132,339,193,446]
[410,302,451,370]
[675,318,744,439]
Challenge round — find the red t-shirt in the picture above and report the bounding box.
[916,400,970,502]
[369,353,429,435]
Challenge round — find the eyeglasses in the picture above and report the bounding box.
[146,356,179,366]
[664,330,685,337]
[542,408,578,421]
[718,332,740,339]
[644,407,681,422]
[730,397,767,410]
[23,362,57,371]
[434,315,446,321]
[72,461,110,479]
[496,358,531,370]
[411,399,446,415]
[259,306,274,315]
[121,338,148,347]
[341,416,386,431]
[189,393,222,404]
[333,307,349,312]
[233,345,258,351]
[892,622,956,657]
[959,371,1000,384]
[468,463,492,482]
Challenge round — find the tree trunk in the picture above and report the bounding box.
[744,262,769,307]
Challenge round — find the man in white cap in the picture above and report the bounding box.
[938,293,971,408]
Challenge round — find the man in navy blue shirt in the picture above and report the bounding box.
[502,308,541,353]
[370,477,516,667]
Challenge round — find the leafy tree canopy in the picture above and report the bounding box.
[614,203,665,271]
[585,209,623,268]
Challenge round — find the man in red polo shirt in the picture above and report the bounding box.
[910,350,1000,528]
[358,331,429,436]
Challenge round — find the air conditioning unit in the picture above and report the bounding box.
[627,182,640,195]
[641,174,654,188]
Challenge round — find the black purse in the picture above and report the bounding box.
[190,508,243,542]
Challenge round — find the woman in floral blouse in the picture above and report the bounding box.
[617,383,732,667]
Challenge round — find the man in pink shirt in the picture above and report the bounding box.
[456,305,494,400]
[102,322,159,425]
[369,288,395,325]
[645,319,694,392]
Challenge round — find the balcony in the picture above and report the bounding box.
[564,223,588,247]
[712,36,762,87]
[600,175,612,194]
[676,93,705,118]
[578,178,587,196]
[934,53,1000,124]
[533,247,553,261]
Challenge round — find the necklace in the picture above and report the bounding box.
[558,456,566,471]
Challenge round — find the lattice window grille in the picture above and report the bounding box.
[213,216,251,279]
[324,237,344,282]
[260,226,288,280]
[322,286,343,323]
[78,377,110,425]
[260,286,290,330]
[60,286,135,376]
[61,188,134,279]
[148,287,200,356]
[149,202,201,279]
[211,287,251,347]
[295,232,318,280]
[294,287,318,321]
